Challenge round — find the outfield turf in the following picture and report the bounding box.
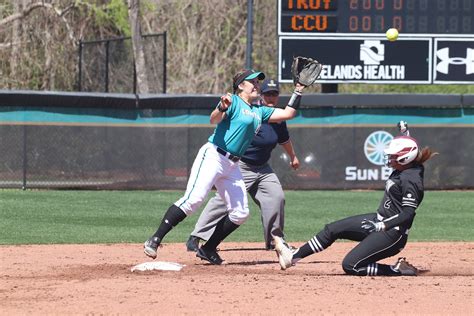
[0,190,472,245]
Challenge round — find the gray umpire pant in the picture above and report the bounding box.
[191,160,285,249]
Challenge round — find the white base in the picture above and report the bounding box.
[131,261,185,272]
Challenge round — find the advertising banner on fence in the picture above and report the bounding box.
[279,36,432,84]
[434,38,474,84]
[270,126,473,190]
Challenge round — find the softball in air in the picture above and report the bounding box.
[386,28,399,41]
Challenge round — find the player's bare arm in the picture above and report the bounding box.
[268,107,296,123]
[281,141,299,170]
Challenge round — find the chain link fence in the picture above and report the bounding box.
[78,33,166,93]
[0,123,208,190]
[1,122,473,190]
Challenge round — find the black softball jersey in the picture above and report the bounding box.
[376,164,425,231]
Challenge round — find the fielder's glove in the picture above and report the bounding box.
[361,219,386,233]
[291,56,322,87]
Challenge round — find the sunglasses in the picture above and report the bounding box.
[262,91,279,97]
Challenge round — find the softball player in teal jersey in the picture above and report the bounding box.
[144,69,305,265]
[186,80,299,252]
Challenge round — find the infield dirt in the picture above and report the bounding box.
[1,242,472,315]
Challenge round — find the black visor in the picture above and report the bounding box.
[232,70,265,92]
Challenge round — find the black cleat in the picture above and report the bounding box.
[196,247,225,265]
[186,235,202,252]
[394,257,418,276]
[144,236,160,259]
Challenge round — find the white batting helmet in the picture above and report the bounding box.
[384,136,419,166]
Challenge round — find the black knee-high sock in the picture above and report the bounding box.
[202,215,239,250]
[293,234,329,260]
[152,204,187,241]
[293,243,315,260]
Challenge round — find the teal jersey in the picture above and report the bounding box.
[208,95,275,157]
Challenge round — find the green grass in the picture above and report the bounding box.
[0,190,472,245]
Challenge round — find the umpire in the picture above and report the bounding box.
[186,79,300,251]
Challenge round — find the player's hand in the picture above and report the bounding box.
[361,219,385,233]
[290,156,300,170]
[294,83,305,93]
[219,93,232,111]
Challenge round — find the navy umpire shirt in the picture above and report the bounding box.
[240,122,290,166]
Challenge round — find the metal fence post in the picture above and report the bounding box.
[163,31,167,94]
[246,0,253,69]
[133,62,137,94]
[78,41,83,91]
[105,40,110,92]
[22,124,27,190]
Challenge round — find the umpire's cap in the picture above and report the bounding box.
[233,69,265,93]
[261,79,279,94]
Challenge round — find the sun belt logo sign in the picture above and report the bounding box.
[345,131,393,181]
[364,131,393,166]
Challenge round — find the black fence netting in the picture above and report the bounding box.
[1,124,472,190]
[78,33,165,93]
[0,124,208,189]
[0,92,473,190]
[80,41,107,93]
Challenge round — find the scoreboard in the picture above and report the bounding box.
[279,0,474,35]
[278,0,474,84]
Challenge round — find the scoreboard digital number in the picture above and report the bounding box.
[279,0,474,35]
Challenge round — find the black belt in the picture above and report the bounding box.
[216,147,240,162]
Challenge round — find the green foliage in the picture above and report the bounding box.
[0,190,472,245]
[76,0,131,36]
[28,64,44,90]
[142,0,156,13]
[0,2,13,18]
[106,0,131,36]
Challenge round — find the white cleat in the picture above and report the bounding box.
[273,236,293,270]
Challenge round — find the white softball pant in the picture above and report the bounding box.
[174,142,249,225]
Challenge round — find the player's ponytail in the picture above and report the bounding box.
[416,147,438,164]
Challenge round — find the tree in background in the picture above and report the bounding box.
[0,0,281,93]
[0,0,472,94]
[0,0,131,91]
[127,0,148,93]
